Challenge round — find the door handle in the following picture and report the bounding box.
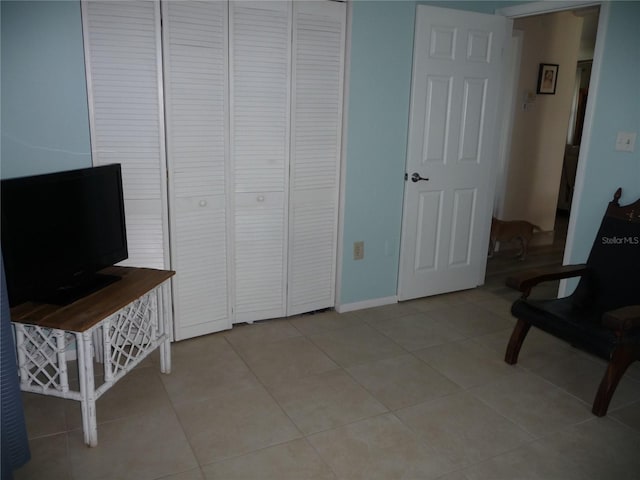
[411,172,429,183]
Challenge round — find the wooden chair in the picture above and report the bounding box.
[505,188,640,416]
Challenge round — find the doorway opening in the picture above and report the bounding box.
[485,4,601,298]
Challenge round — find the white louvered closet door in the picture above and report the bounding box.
[81,1,169,270]
[162,1,231,340]
[230,1,292,322]
[288,1,346,315]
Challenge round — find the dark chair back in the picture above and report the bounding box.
[572,189,640,313]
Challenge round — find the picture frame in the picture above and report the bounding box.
[537,63,559,95]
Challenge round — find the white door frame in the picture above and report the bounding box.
[495,1,609,296]
[334,1,352,311]
[493,29,523,220]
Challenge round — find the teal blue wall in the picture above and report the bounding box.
[0,1,91,179]
[339,0,640,305]
[417,1,525,13]
[340,1,415,304]
[566,1,640,266]
[339,1,524,305]
[1,1,637,305]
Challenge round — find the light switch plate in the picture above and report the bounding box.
[615,132,636,152]
[353,241,364,260]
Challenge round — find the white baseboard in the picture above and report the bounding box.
[336,295,398,313]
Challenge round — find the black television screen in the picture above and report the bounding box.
[1,164,128,306]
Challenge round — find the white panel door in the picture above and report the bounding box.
[398,5,510,300]
[81,1,169,270]
[230,1,291,322]
[288,0,346,315]
[162,1,231,340]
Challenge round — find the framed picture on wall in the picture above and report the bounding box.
[537,63,559,94]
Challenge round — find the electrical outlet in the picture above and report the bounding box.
[353,241,364,260]
[615,132,637,152]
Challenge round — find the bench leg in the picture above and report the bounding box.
[505,318,531,365]
[592,346,638,417]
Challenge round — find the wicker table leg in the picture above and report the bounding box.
[159,283,172,374]
[77,331,98,447]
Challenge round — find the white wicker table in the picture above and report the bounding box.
[10,267,175,447]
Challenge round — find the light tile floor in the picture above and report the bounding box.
[13,227,640,479]
[15,284,640,480]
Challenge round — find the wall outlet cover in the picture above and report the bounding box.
[353,241,364,260]
[615,131,636,152]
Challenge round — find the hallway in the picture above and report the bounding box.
[484,212,569,301]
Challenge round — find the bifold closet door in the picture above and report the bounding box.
[162,1,232,340]
[83,0,347,337]
[230,1,292,323]
[81,1,169,270]
[288,0,346,315]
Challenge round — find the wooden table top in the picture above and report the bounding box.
[10,267,175,332]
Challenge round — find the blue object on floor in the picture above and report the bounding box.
[1,253,30,479]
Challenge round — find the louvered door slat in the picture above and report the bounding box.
[82,0,168,270]
[230,1,291,321]
[234,199,286,319]
[163,0,231,339]
[288,1,346,314]
[231,1,290,194]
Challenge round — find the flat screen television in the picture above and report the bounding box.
[1,164,128,307]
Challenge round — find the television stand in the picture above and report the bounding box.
[39,272,122,306]
[10,266,175,447]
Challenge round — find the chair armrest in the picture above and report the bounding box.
[603,305,640,332]
[506,264,589,298]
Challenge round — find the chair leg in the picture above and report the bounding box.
[592,346,638,417]
[505,318,531,365]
